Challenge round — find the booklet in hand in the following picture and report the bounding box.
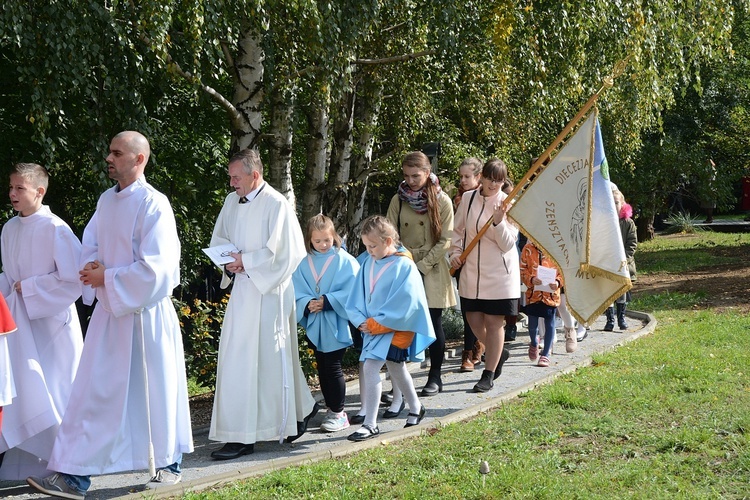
[202,243,241,268]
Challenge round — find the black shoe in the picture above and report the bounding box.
[404,405,426,428]
[347,424,379,442]
[382,401,406,419]
[473,369,494,393]
[493,348,511,380]
[380,390,394,405]
[349,413,366,425]
[285,402,320,443]
[577,330,588,342]
[420,380,443,397]
[211,442,255,460]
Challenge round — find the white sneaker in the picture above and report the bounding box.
[145,469,182,490]
[320,410,350,432]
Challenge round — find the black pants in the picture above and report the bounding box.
[427,308,446,383]
[307,337,347,413]
[462,308,477,351]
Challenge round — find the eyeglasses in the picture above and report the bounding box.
[220,251,234,257]
[483,177,504,184]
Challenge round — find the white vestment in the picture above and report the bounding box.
[209,183,315,444]
[0,205,83,479]
[48,177,193,476]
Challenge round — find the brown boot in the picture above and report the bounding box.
[471,341,485,366]
[459,350,474,372]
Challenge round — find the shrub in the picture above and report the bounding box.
[443,307,465,340]
[175,296,225,389]
[297,327,320,386]
[663,211,704,234]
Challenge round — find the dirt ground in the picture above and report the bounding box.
[632,235,750,314]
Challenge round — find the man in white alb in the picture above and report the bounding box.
[208,149,317,460]
[27,131,193,499]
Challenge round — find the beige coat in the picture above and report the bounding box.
[387,191,456,309]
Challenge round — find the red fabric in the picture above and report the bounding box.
[0,295,16,335]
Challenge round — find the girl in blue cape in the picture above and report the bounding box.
[345,216,435,441]
[293,215,360,433]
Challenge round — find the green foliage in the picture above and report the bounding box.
[616,9,750,225]
[442,307,465,340]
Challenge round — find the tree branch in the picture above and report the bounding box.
[353,49,437,66]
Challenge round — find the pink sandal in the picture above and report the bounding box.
[537,355,550,367]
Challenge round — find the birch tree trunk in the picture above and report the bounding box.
[345,78,383,251]
[327,89,355,233]
[267,82,297,204]
[230,27,265,153]
[299,85,330,223]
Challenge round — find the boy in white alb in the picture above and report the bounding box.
[0,163,83,479]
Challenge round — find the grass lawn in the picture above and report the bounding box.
[182,233,750,499]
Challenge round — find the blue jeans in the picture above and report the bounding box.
[527,303,557,357]
[63,458,182,493]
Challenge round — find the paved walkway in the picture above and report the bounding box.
[1,311,656,499]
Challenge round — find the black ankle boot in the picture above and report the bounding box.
[473,369,494,393]
[493,348,510,380]
[616,303,628,330]
[604,306,615,331]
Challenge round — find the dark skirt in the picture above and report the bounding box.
[460,297,518,316]
[386,345,409,363]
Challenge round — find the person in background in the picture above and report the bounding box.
[450,159,517,393]
[345,216,434,441]
[453,157,485,372]
[208,149,317,460]
[0,163,83,480]
[604,189,637,331]
[387,151,455,397]
[27,131,193,499]
[293,214,360,433]
[520,240,562,368]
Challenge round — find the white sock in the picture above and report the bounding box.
[389,384,404,412]
[361,359,385,428]
[386,361,420,421]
